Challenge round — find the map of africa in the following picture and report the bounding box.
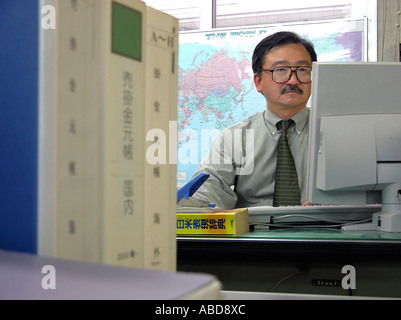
[177,20,366,187]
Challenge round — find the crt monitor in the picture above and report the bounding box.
[306,62,401,232]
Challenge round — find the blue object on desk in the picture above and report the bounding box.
[177,173,210,203]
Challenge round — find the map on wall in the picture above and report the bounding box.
[177,19,366,187]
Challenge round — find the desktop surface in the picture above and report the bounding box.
[177,226,401,263]
[178,226,401,241]
[0,250,221,300]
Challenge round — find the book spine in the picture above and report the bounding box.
[143,6,178,272]
[101,0,146,268]
[176,214,238,235]
[39,0,93,260]
[56,0,88,260]
[40,0,107,262]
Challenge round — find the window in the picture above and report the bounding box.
[144,0,375,32]
[215,0,352,28]
[143,0,202,31]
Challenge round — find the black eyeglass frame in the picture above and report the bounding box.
[259,66,313,84]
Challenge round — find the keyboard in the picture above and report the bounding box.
[246,204,382,225]
[248,204,381,215]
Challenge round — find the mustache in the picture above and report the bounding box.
[281,85,303,95]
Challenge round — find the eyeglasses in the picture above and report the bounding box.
[259,66,312,84]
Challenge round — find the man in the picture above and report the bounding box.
[191,31,317,209]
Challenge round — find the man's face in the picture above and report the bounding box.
[254,43,312,115]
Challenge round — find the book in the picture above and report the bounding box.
[143,6,179,271]
[177,208,249,235]
[38,0,177,272]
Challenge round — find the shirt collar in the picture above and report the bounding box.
[263,107,309,136]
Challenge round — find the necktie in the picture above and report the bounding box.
[273,120,301,207]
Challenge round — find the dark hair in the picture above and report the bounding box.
[252,31,317,77]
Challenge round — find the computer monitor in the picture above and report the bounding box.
[306,62,401,232]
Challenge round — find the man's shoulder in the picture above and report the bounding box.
[224,110,265,131]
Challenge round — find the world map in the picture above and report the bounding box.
[177,20,366,187]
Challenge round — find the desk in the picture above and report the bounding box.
[0,250,221,300]
[177,228,401,299]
